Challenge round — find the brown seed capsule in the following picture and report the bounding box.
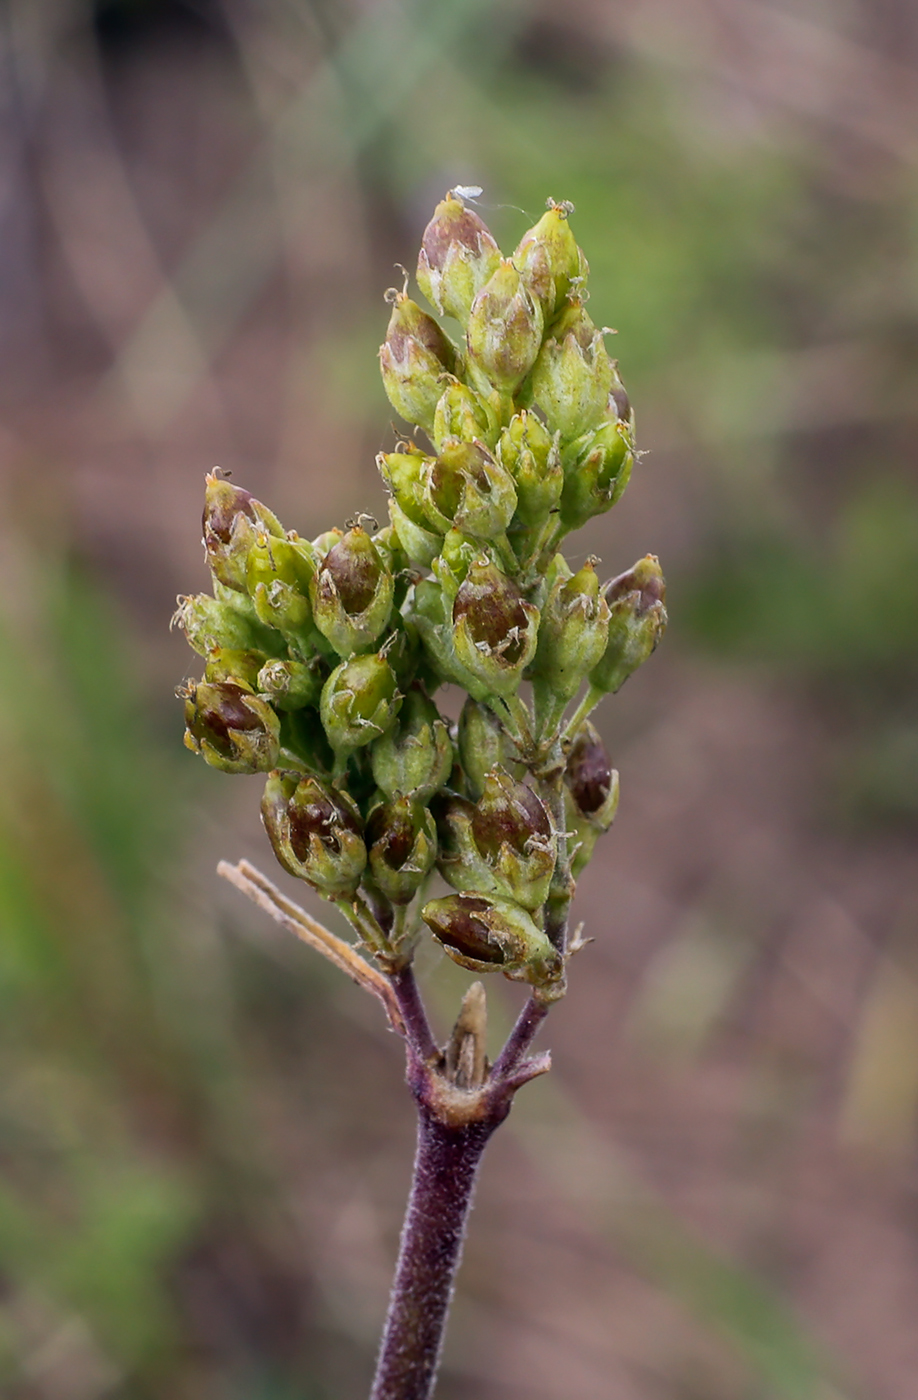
[452,560,540,698]
[421,892,564,989]
[366,795,437,904]
[261,771,366,897]
[310,527,394,656]
[183,680,280,774]
[563,720,620,878]
[424,440,517,540]
[435,769,555,911]
[202,474,283,592]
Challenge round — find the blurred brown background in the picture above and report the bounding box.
[1,0,917,1396]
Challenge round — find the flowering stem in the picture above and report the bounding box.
[369,1105,500,1400]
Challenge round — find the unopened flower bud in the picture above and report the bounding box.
[559,412,633,530]
[532,561,611,702]
[257,657,324,710]
[370,686,453,801]
[416,192,502,324]
[421,892,564,990]
[379,450,442,568]
[466,260,543,394]
[589,556,667,694]
[310,527,393,656]
[432,377,497,453]
[563,721,620,876]
[379,293,456,432]
[202,474,283,592]
[530,299,613,441]
[457,697,525,799]
[320,652,401,753]
[262,771,366,897]
[514,200,587,319]
[424,440,517,540]
[452,560,539,698]
[183,680,279,774]
[245,532,316,638]
[496,411,563,527]
[366,795,437,904]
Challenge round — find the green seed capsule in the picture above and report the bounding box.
[531,561,611,703]
[431,377,498,453]
[559,412,633,530]
[424,440,517,541]
[432,528,481,600]
[530,299,613,441]
[262,771,366,897]
[514,199,587,320]
[257,657,324,711]
[245,532,316,638]
[370,686,453,802]
[466,260,543,395]
[183,679,280,774]
[379,293,456,432]
[203,647,265,690]
[457,697,525,799]
[496,411,564,528]
[416,192,502,324]
[173,592,283,659]
[379,450,443,568]
[589,556,667,695]
[320,652,401,753]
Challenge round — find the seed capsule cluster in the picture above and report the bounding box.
[175,193,666,995]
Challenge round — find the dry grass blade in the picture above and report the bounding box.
[217,858,404,1034]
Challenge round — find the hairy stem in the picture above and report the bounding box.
[370,1106,500,1400]
[491,993,551,1079]
[390,964,439,1063]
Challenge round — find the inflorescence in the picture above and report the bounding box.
[174,192,667,1002]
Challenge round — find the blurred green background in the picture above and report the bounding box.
[1,1,917,1396]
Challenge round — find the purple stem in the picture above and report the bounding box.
[369,1106,500,1400]
[390,964,439,1063]
[491,993,550,1080]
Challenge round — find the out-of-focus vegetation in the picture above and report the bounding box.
[1,0,917,1396]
